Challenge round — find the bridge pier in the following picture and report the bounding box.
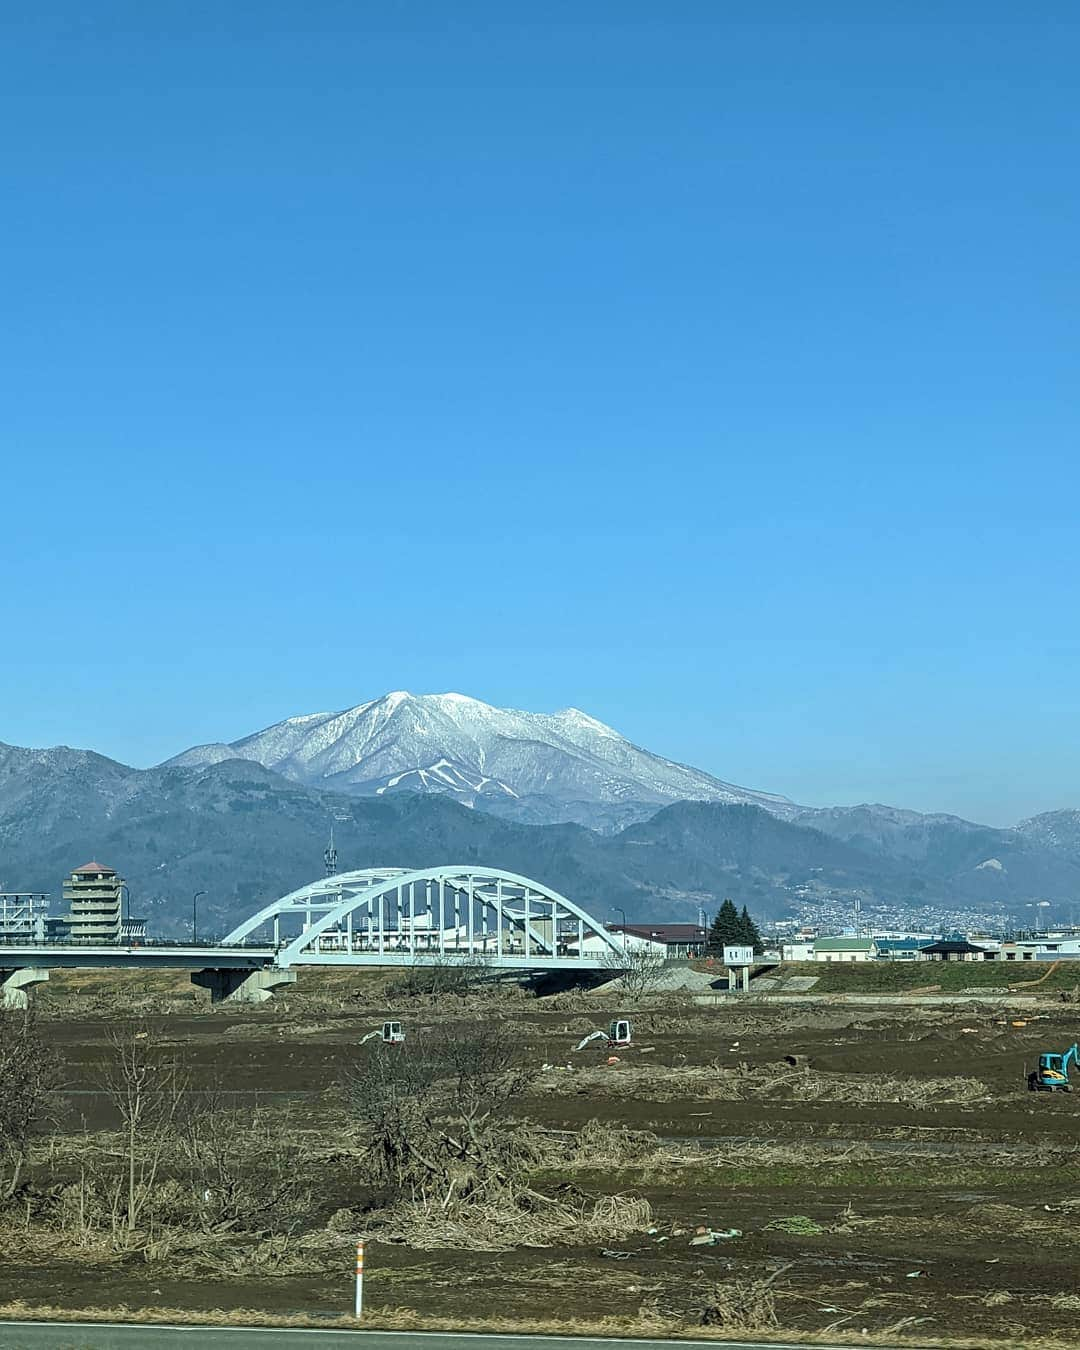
[0,967,50,1009]
[191,966,297,1004]
[725,963,752,993]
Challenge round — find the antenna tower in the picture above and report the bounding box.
[324,825,338,878]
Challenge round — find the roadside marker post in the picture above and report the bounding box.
[355,1239,364,1318]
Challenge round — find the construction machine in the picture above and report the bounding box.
[1028,1042,1079,1092]
[360,1020,405,1046]
[574,1019,632,1051]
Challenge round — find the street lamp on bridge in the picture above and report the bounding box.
[193,891,207,945]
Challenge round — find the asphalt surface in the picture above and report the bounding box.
[0,1327,892,1350]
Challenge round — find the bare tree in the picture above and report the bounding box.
[347,1036,444,1191]
[0,1007,60,1201]
[437,1020,532,1141]
[601,942,667,997]
[386,952,494,1000]
[101,1020,185,1234]
[346,1022,537,1208]
[178,1087,311,1238]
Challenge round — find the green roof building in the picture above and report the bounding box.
[811,936,879,962]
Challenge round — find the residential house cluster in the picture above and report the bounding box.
[782,933,1080,963]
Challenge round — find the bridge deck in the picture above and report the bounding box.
[0,945,277,970]
[0,944,610,972]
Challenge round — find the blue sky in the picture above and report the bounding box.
[2,2,1077,826]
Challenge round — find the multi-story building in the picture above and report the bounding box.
[62,861,123,942]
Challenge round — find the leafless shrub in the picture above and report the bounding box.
[347,1038,444,1192]
[347,1025,653,1250]
[700,1264,790,1331]
[385,954,496,1000]
[348,1022,535,1200]
[177,1089,312,1238]
[601,943,667,998]
[99,1020,186,1236]
[0,1007,61,1202]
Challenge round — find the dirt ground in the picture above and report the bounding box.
[5,970,1080,1347]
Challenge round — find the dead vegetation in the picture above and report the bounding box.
[1,1017,658,1273]
[699,1264,788,1331]
[378,1190,651,1251]
[7,988,1080,1344]
[535,1059,989,1106]
[0,1007,60,1201]
[345,1021,653,1250]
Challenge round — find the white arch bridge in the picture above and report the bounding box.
[223,866,625,972]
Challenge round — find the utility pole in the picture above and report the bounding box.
[192,891,206,945]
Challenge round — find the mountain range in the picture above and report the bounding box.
[2,691,1079,936]
[165,691,797,830]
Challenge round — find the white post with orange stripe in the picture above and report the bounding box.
[355,1239,364,1317]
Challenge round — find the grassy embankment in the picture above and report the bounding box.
[781,960,1080,995]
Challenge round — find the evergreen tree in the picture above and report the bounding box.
[707,899,743,954]
[738,904,764,955]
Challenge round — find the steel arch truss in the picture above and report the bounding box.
[222,866,625,970]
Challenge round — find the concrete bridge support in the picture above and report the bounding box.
[0,967,50,1009]
[191,967,297,1004]
[725,963,752,993]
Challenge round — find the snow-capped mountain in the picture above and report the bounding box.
[164,691,798,828]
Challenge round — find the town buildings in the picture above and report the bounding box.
[571,923,707,958]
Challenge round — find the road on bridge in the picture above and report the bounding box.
[0,1325,899,1350]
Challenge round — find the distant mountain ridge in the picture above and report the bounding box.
[4,744,1080,939]
[165,691,797,829]
[4,690,1080,935]
[1015,809,1080,859]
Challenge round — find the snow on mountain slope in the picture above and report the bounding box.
[1015,809,1080,861]
[165,691,798,827]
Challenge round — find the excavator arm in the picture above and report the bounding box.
[574,1030,607,1051]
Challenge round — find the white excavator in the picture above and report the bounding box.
[360,1020,406,1046]
[574,1018,632,1051]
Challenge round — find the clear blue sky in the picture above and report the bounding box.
[2,2,1077,826]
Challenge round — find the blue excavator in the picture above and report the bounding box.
[1028,1043,1079,1092]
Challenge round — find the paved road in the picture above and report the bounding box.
[0,1326,892,1350]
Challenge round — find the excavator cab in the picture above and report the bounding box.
[608,1019,632,1048]
[1029,1043,1078,1091]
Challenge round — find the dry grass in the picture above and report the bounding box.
[1,1299,1079,1348]
[533,1060,989,1107]
[851,1201,1080,1245]
[372,1189,652,1251]
[555,1122,894,1174]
